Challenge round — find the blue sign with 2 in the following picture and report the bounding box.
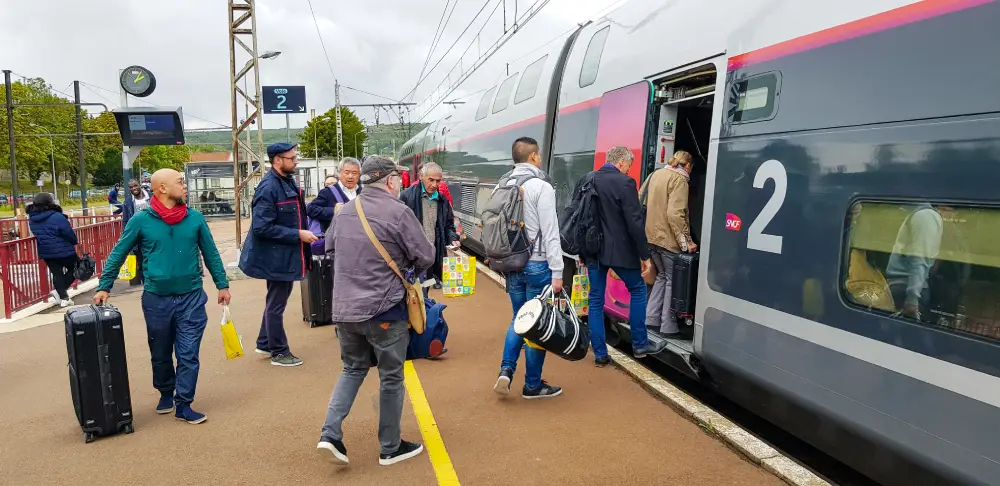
[262,86,307,114]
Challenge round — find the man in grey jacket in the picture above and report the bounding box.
[316,156,436,468]
[492,136,565,400]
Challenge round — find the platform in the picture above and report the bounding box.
[0,223,793,485]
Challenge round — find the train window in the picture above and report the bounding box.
[727,72,780,123]
[579,26,611,88]
[842,201,1000,341]
[514,55,549,104]
[476,86,497,121]
[493,73,520,114]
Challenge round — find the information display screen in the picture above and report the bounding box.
[128,115,176,140]
[113,108,185,146]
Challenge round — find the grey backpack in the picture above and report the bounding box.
[480,171,541,273]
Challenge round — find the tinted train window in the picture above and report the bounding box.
[476,86,497,121]
[514,55,549,104]
[579,26,610,88]
[727,72,780,123]
[842,201,1000,342]
[493,73,520,114]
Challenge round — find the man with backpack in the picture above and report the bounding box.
[484,137,564,399]
[575,146,667,367]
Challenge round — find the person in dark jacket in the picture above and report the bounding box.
[94,168,231,425]
[306,158,362,234]
[238,142,318,368]
[122,179,152,287]
[27,193,79,307]
[399,162,460,291]
[584,146,667,366]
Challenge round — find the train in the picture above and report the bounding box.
[397,0,1000,484]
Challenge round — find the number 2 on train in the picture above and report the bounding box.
[746,159,786,254]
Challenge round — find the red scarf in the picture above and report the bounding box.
[150,196,188,225]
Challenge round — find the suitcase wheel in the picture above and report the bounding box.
[84,432,95,444]
[122,423,135,434]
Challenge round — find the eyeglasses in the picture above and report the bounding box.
[278,155,299,161]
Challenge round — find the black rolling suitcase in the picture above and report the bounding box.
[65,305,134,443]
[669,253,699,327]
[301,256,334,327]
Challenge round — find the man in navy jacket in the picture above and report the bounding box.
[239,142,318,367]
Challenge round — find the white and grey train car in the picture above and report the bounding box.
[399,0,1000,483]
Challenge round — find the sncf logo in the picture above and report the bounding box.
[725,213,742,231]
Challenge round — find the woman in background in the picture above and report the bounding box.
[27,193,80,307]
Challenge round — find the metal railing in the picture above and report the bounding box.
[0,218,123,319]
[1,211,120,242]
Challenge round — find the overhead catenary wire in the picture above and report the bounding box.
[415,0,626,119]
[411,0,458,101]
[341,85,405,104]
[306,0,339,84]
[81,82,230,128]
[404,0,500,102]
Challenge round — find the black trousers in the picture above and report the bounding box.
[256,280,294,356]
[45,255,79,300]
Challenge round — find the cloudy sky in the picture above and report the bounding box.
[1,0,622,130]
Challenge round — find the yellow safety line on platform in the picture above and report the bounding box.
[404,361,461,485]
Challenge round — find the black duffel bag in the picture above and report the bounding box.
[513,285,589,361]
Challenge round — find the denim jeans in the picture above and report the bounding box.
[321,319,409,454]
[141,289,209,406]
[586,262,650,359]
[500,260,551,390]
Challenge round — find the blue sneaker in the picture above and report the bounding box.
[175,404,207,424]
[156,394,174,414]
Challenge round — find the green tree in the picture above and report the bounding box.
[137,145,191,172]
[0,77,77,184]
[298,107,366,159]
[93,148,123,187]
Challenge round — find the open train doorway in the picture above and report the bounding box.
[647,64,717,243]
[612,63,719,378]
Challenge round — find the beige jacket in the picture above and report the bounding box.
[640,166,692,253]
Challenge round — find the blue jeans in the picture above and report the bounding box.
[586,263,649,359]
[500,260,550,390]
[141,289,209,406]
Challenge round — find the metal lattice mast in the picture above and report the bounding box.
[334,81,344,159]
[229,0,266,248]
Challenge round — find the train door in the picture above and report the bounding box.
[591,81,652,184]
[599,62,722,377]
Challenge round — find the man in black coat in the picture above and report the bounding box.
[584,146,667,366]
[399,162,460,291]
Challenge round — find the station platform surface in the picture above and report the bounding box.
[0,263,783,485]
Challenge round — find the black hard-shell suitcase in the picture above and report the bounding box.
[301,256,334,327]
[669,253,699,326]
[65,305,134,443]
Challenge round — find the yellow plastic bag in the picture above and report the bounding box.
[117,254,137,281]
[442,255,476,297]
[220,306,244,360]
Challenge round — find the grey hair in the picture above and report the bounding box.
[420,162,442,176]
[606,146,635,165]
[340,157,361,171]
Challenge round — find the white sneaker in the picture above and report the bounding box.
[50,290,60,302]
[60,299,74,308]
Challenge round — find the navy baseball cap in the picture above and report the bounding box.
[267,142,297,160]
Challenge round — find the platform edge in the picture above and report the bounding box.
[452,249,831,486]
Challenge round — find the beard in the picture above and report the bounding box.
[171,195,187,206]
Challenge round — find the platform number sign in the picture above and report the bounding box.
[746,159,786,255]
[262,86,307,114]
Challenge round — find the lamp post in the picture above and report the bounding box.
[353,129,367,158]
[27,123,58,202]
